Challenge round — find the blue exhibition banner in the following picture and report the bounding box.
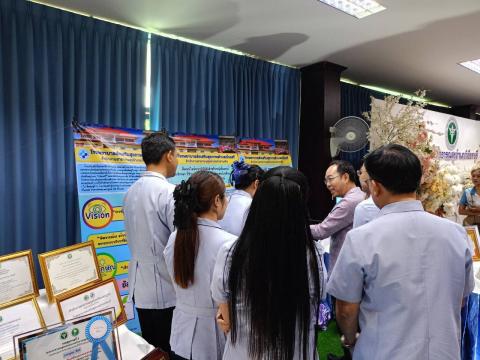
[73,123,145,334]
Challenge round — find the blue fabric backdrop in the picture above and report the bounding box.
[150,34,301,166]
[0,0,147,265]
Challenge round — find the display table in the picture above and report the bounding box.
[36,289,154,359]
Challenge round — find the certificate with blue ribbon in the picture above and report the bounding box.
[18,311,119,360]
[85,315,116,360]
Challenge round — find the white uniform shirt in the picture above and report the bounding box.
[164,218,237,360]
[211,240,326,360]
[124,171,176,309]
[218,190,252,236]
[352,196,380,228]
[327,200,475,360]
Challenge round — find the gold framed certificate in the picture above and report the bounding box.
[0,250,39,306]
[465,225,480,261]
[56,279,127,327]
[0,297,45,360]
[38,242,102,303]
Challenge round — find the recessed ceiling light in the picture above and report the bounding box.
[317,0,386,19]
[459,59,480,75]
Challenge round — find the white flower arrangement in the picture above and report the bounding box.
[364,91,464,216]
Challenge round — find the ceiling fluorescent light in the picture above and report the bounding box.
[459,59,480,75]
[317,0,386,19]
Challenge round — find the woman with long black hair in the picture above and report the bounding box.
[219,161,264,236]
[164,171,237,360]
[212,166,325,360]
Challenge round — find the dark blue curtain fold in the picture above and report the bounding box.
[150,35,301,166]
[0,0,147,261]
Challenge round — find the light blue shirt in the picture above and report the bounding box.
[211,240,326,360]
[218,190,252,236]
[124,171,176,309]
[327,200,474,360]
[164,218,237,360]
[460,187,480,206]
[352,196,380,228]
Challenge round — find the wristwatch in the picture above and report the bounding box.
[341,333,359,349]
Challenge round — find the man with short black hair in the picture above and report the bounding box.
[124,132,178,352]
[310,160,364,271]
[327,144,474,359]
[352,162,379,228]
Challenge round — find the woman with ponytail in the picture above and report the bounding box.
[211,166,326,360]
[164,171,237,360]
[219,161,264,236]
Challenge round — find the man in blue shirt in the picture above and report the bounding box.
[353,162,379,228]
[327,144,474,360]
[124,132,178,353]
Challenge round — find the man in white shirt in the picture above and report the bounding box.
[353,162,379,228]
[124,132,178,353]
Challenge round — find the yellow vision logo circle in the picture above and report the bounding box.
[97,253,117,280]
[82,198,113,229]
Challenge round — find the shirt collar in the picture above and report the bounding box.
[471,187,478,195]
[232,189,252,198]
[379,200,424,216]
[197,217,222,229]
[142,171,167,181]
[344,187,363,198]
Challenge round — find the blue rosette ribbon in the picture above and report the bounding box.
[85,315,115,360]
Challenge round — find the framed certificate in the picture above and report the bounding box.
[38,241,102,303]
[17,310,121,360]
[0,297,45,360]
[0,250,39,306]
[466,225,480,261]
[56,279,127,327]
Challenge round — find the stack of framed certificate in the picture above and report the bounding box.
[0,297,45,360]
[0,250,39,306]
[38,242,102,303]
[56,279,127,326]
[38,241,127,327]
[0,241,127,359]
[0,250,45,360]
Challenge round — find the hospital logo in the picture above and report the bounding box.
[446,117,459,150]
[79,149,90,160]
[82,198,113,229]
[97,253,117,280]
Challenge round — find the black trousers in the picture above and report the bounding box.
[137,307,175,354]
[171,353,189,360]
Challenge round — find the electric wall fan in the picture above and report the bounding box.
[329,116,369,157]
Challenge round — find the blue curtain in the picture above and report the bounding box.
[150,35,301,166]
[339,82,385,169]
[0,0,147,265]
